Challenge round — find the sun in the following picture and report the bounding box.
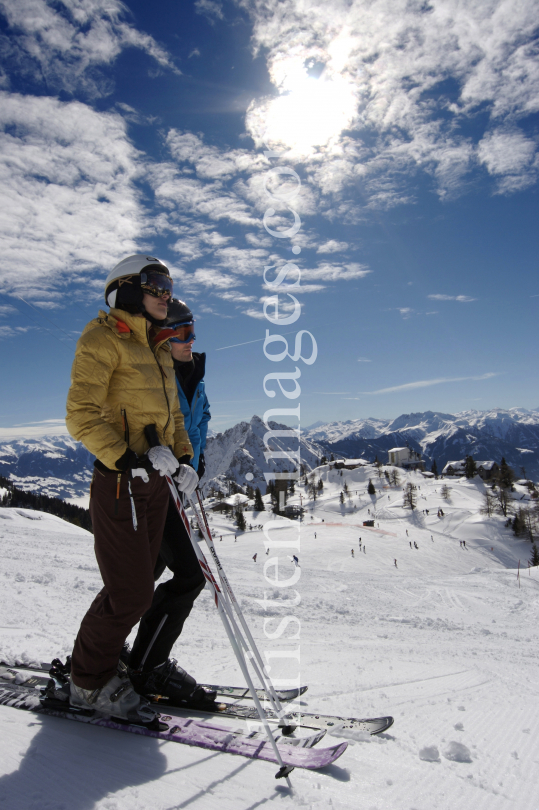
[249,63,358,154]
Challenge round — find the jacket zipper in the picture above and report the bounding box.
[148,328,171,438]
[191,388,199,416]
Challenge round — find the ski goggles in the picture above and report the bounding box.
[169,322,196,343]
[140,270,173,299]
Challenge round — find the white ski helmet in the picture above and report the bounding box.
[104,254,170,308]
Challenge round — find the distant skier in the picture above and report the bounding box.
[394,559,398,568]
[293,555,300,567]
[414,542,419,549]
[253,554,257,562]
[314,532,317,538]
[351,549,355,557]
[409,542,412,548]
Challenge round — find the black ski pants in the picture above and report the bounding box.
[128,494,205,672]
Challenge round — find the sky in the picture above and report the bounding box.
[0,0,537,435]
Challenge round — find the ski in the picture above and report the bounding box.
[0,682,346,773]
[0,665,393,736]
[0,661,307,703]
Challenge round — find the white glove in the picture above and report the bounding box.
[174,464,199,495]
[131,467,149,483]
[147,446,179,477]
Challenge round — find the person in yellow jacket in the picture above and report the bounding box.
[65,254,199,725]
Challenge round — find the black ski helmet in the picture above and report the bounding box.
[166,298,194,327]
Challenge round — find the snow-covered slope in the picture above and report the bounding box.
[305,408,539,479]
[1,466,538,809]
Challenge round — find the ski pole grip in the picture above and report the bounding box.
[144,424,161,449]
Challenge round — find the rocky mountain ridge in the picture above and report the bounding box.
[305,408,539,479]
[0,408,537,501]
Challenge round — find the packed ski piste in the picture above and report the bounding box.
[1,256,539,807]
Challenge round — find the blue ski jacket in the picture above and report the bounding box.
[175,352,210,471]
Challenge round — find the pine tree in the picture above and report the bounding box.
[253,487,265,512]
[499,457,514,490]
[431,459,438,478]
[440,484,451,500]
[367,479,375,495]
[530,544,539,567]
[339,491,345,504]
[465,456,477,479]
[403,482,417,510]
[235,509,246,531]
[512,509,526,537]
[482,488,496,517]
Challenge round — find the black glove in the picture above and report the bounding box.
[115,448,152,474]
[197,453,206,479]
[177,454,191,466]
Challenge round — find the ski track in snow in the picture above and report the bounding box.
[1,469,539,809]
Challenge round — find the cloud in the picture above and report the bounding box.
[301,262,371,282]
[357,357,372,363]
[317,240,350,254]
[362,372,499,395]
[0,0,179,98]
[194,0,224,22]
[214,291,257,303]
[188,48,201,58]
[191,268,239,289]
[0,325,32,339]
[242,0,539,200]
[478,129,538,192]
[428,294,477,302]
[0,92,145,298]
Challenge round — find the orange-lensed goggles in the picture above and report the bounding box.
[169,322,196,343]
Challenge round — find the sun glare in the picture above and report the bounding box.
[259,66,358,153]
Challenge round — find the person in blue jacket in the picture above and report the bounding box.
[127,299,214,707]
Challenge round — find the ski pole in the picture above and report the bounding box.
[144,425,294,782]
[189,489,291,723]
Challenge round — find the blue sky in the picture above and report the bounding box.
[0,0,537,435]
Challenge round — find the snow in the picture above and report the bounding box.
[1,464,539,809]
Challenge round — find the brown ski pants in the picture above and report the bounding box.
[71,465,169,689]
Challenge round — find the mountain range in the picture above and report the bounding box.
[304,408,539,479]
[0,408,537,502]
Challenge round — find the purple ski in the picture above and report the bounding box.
[0,684,347,771]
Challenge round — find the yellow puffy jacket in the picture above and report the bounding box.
[66,308,193,470]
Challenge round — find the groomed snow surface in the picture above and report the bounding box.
[1,466,538,809]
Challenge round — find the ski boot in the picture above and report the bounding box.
[70,672,159,725]
[129,659,217,708]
